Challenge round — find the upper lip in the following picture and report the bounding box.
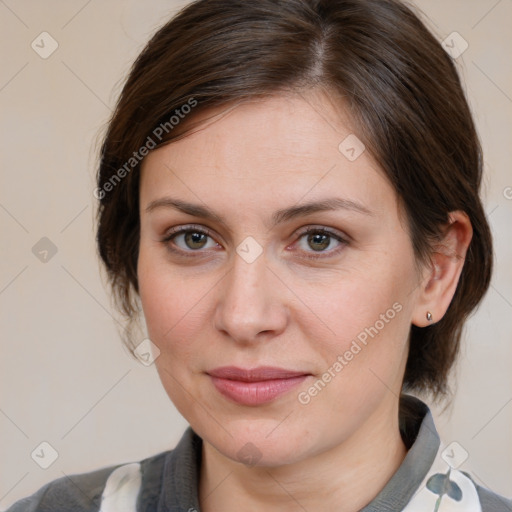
[208,366,310,382]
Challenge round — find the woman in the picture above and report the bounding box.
[7,0,510,510]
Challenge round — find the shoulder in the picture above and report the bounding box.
[398,396,511,512]
[464,472,512,512]
[4,463,118,512]
[4,451,169,512]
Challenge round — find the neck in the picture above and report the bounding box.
[198,398,408,512]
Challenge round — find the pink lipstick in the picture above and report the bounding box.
[208,366,310,406]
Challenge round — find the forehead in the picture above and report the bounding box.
[139,92,396,219]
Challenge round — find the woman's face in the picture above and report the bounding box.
[137,91,425,466]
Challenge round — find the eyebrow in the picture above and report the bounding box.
[145,196,374,228]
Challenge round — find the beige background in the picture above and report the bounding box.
[1,0,511,508]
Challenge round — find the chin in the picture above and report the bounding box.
[200,420,316,468]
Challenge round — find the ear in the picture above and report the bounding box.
[411,211,473,327]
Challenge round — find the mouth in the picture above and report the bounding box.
[207,366,311,406]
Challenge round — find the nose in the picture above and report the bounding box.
[213,248,288,346]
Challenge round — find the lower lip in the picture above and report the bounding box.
[209,375,309,406]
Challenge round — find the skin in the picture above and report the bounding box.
[137,89,472,512]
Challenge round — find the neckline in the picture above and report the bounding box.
[159,394,439,511]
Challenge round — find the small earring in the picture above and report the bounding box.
[426,311,433,322]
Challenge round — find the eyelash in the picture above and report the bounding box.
[160,224,349,261]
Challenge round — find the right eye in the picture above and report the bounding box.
[161,225,221,257]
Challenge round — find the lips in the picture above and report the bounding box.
[208,366,308,381]
[207,366,311,406]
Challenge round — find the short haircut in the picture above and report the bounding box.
[96,0,493,400]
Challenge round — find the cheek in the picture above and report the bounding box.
[302,250,415,383]
[314,270,410,344]
[137,246,213,361]
[138,256,168,341]
[137,249,217,425]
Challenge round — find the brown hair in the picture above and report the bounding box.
[95,0,493,401]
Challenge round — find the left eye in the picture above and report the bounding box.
[161,225,348,259]
[296,228,344,253]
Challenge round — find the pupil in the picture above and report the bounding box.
[186,232,206,248]
[309,233,329,251]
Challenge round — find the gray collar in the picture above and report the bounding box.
[360,396,440,511]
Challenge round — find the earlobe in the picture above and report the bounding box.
[411,211,473,327]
